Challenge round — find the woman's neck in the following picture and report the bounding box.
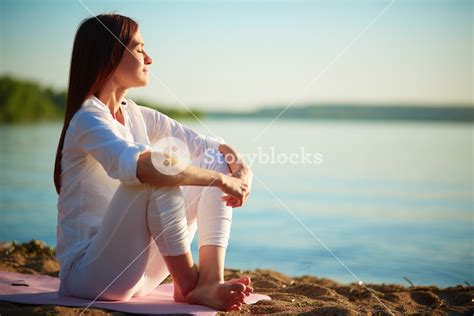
[96,81,128,117]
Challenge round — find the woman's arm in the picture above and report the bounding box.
[218,143,250,176]
[139,106,223,158]
[136,150,248,200]
[138,105,251,203]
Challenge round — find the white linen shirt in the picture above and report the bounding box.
[56,95,223,288]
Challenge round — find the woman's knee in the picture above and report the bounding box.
[146,186,190,256]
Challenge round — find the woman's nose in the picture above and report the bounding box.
[144,52,152,65]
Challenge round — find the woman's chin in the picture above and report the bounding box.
[132,79,149,88]
[141,77,150,85]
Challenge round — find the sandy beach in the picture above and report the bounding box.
[0,240,472,315]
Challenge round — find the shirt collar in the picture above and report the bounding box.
[86,95,128,113]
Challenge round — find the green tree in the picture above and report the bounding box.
[0,76,62,123]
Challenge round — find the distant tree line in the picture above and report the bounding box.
[0,76,65,122]
[3,75,471,124]
[0,76,202,123]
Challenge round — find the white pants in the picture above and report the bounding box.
[63,149,233,301]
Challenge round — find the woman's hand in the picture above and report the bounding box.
[221,168,253,208]
[218,174,249,205]
[216,143,252,208]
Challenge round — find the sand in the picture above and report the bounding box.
[0,240,472,315]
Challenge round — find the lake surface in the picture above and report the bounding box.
[0,119,472,287]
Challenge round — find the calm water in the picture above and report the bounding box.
[0,119,472,287]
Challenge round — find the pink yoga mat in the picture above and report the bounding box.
[0,271,270,315]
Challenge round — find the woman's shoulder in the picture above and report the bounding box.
[73,97,110,120]
[128,99,153,112]
[69,100,113,136]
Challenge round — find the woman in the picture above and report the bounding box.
[53,13,253,312]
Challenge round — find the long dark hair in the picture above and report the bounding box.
[53,13,138,195]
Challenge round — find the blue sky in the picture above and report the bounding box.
[1,0,472,111]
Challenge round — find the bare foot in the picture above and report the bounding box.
[186,281,247,311]
[226,276,254,296]
[175,276,253,302]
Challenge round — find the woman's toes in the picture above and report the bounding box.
[244,285,254,295]
[236,292,245,301]
[228,290,245,305]
[241,276,251,285]
[230,301,243,310]
[232,297,245,307]
[229,304,242,312]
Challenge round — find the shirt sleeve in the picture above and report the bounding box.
[72,110,151,185]
[139,106,225,159]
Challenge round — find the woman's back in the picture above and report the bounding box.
[56,95,151,282]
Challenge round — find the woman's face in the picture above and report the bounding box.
[113,29,152,88]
